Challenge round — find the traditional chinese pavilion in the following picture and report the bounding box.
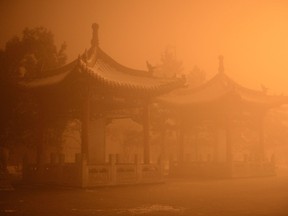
[158,56,288,178]
[19,23,182,187]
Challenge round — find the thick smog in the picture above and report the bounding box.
[1,1,288,215]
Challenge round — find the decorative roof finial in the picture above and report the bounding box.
[218,55,224,74]
[91,23,99,47]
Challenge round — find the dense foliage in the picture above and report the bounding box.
[0,27,67,152]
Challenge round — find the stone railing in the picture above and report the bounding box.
[169,159,276,179]
[23,154,164,188]
[23,162,82,186]
[231,160,275,178]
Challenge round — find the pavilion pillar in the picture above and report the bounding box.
[36,120,45,165]
[194,128,200,161]
[214,115,228,163]
[226,128,232,163]
[213,128,219,162]
[214,127,227,162]
[36,107,46,165]
[81,92,90,162]
[178,127,185,163]
[256,111,266,161]
[143,101,150,164]
[88,117,106,164]
[258,120,264,160]
[225,118,233,163]
[160,129,166,159]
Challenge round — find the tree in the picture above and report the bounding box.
[153,47,183,78]
[149,49,207,162]
[0,27,67,169]
[186,65,206,88]
[1,27,66,79]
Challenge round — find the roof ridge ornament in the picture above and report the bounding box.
[91,23,99,47]
[146,61,156,75]
[218,55,224,74]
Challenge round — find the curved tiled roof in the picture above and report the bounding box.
[78,47,182,95]
[19,24,183,96]
[158,70,288,109]
[18,60,78,88]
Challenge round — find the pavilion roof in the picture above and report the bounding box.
[158,56,288,109]
[19,23,183,96]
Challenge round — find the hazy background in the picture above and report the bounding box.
[1,0,288,93]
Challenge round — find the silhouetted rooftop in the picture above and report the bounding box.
[19,23,183,96]
[158,57,288,109]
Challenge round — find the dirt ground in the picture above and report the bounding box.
[1,172,288,216]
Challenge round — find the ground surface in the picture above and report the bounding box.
[1,173,288,216]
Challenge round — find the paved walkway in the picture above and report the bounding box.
[1,173,288,216]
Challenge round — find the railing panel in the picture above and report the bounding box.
[115,164,138,183]
[87,164,111,186]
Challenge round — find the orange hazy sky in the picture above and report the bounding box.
[1,0,288,94]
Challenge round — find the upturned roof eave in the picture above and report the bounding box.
[17,23,183,94]
[17,60,79,89]
[157,72,288,108]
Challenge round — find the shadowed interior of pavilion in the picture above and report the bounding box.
[157,56,288,178]
[18,23,183,187]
